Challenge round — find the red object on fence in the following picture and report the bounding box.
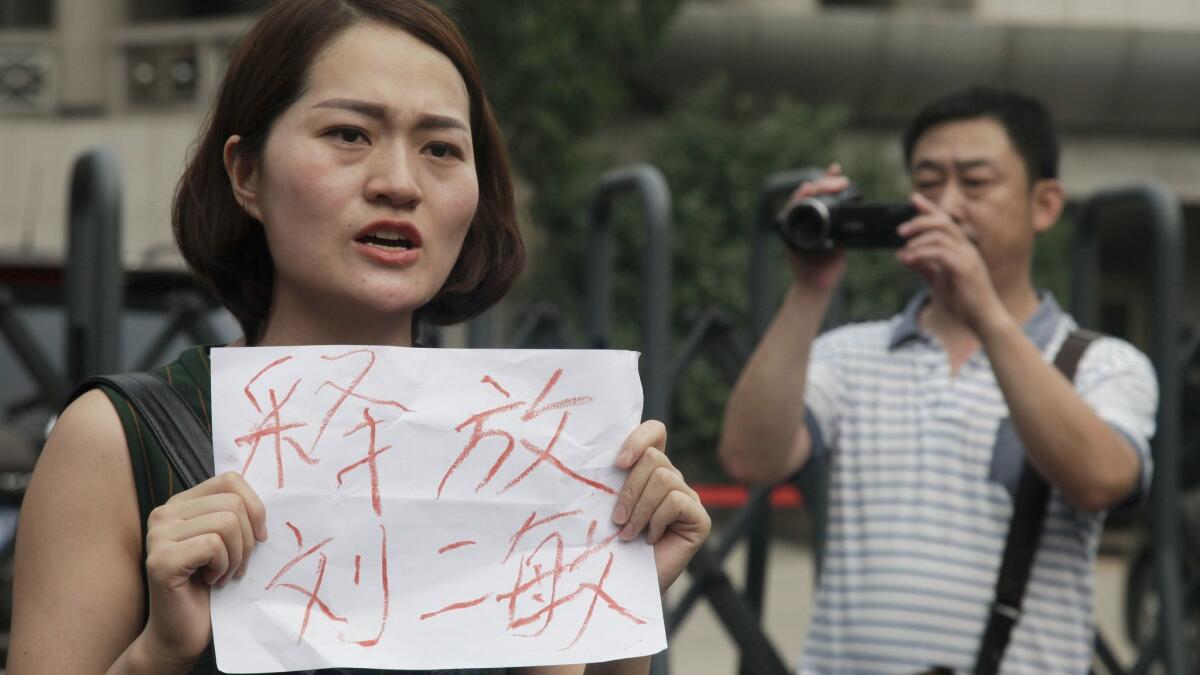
[693,484,803,509]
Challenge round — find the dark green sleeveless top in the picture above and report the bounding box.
[98,346,508,675]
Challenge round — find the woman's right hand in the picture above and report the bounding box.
[139,471,267,667]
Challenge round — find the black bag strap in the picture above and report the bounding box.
[74,372,214,490]
[973,328,1100,675]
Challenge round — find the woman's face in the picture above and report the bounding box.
[231,21,478,341]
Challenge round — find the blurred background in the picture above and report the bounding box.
[1,0,1198,673]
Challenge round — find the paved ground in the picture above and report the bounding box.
[661,526,1139,673]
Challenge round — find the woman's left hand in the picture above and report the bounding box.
[612,420,711,593]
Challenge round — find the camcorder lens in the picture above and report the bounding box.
[781,198,833,252]
[782,205,830,249]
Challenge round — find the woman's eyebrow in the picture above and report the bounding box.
[414,114,469,133]
[313,98,387,119]
[311,99,467,132]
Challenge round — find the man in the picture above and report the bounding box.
[719,87,1158,673]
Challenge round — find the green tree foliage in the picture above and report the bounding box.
[452,0,682,245]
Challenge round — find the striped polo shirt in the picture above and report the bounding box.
[799,292,1157,675]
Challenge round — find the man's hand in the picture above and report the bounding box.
[784,164,850,293]
[896,192,1007,335]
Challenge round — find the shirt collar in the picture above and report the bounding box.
[888,289,1065,351]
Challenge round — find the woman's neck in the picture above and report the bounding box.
[252,290,415,348]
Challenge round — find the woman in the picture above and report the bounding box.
[8,1,711,673]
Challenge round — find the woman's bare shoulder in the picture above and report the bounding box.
[38,389,136,492]
[9,388,146,672]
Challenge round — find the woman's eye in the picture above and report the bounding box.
[426,142,461,159]
[331,128,368,145]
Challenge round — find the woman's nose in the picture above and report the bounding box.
[365,145,422,208]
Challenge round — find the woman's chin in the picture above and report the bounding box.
[310,286,425,319]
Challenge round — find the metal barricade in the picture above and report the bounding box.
[584,164,673,424]
[1072,183,1189,675]
[65,148,123,385]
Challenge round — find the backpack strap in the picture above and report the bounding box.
[73,372,214,490]
[973,328,1101,675]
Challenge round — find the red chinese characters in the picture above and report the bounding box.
[420,509,646,648]
[264,522,391,647]
[438,369,612,498]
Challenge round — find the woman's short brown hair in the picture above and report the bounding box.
[173,0,523,344]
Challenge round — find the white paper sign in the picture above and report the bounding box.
[209,346,663,673]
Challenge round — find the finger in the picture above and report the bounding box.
[900,230,959,255]
[910,191,941,215]
[898,243,952,274]
[153,492,255,553]
[146,532,231,589]
[202,472,268,543]
[781,172,852,223]
[150,511,246,585]
[615,420,667,470]
[151,491,258,579]
[897,213,962,241]
[623,465,688,541]
[900,233,977,271]
[613,445,671,528]
[899,249,954,288]
[647,490,709,545]
[793,174,851,201]
[169,472,268,542]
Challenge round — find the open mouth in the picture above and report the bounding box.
[357,231,415,250]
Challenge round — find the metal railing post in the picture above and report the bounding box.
[750,168,825,340]
[581,165,672,675]
[584,164,672,424]
[65,148,123,385]
[1073,183,1187,675]
[744,168,829,655]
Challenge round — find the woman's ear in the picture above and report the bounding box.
[1031,178,1064,235]
[223,135,263,221]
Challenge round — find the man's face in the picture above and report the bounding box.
[908,116,1052,291]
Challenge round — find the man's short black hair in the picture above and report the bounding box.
[902,86,1059,183]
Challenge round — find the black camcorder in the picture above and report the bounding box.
[777,188,917,253]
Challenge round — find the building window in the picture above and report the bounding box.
[128,0,265,22]
[0,47,52,112]
[126,45,198,105]
[0,0,53,29]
